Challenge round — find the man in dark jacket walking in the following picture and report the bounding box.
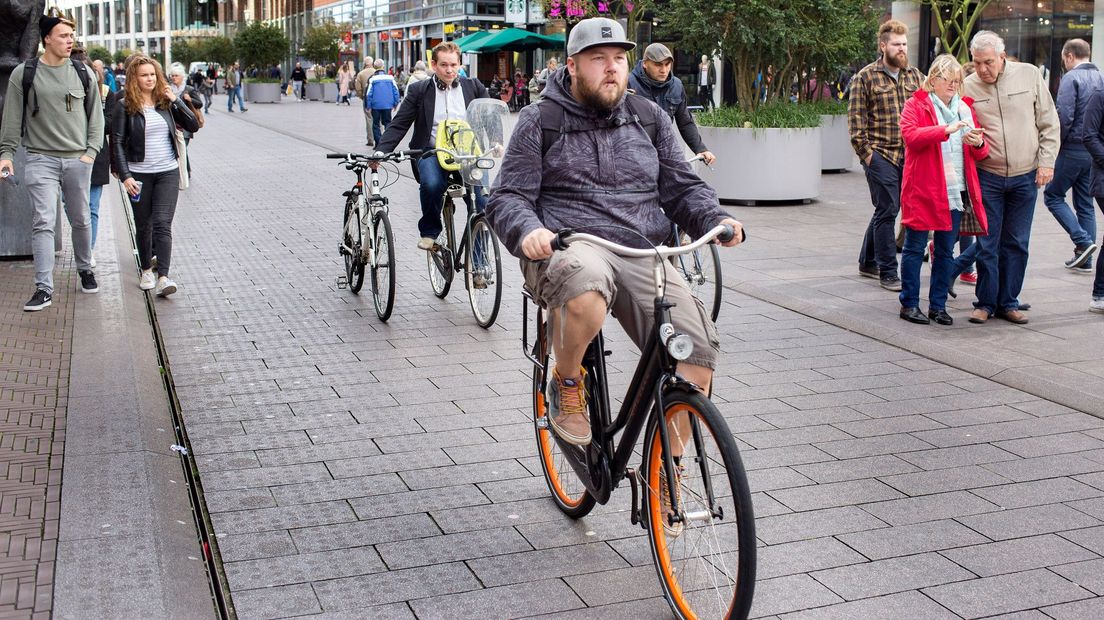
[1044,38,1101,272]
[628,43,714,165]
[486,18,742,447]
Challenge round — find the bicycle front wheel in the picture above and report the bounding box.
[344,199,365,294]
[676,243,722,322]
[465,215,502,328]
[643,388,756,620]
[370,210,396,321]
[427,201,455,298]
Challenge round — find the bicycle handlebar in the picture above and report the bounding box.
[550,224,742,258]
[325,150,423,162]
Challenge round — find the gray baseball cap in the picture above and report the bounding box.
[643,43,673,62]
[567,18,636,56]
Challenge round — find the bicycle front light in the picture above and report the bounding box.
[476,157,495,169]
[469,168,484,181]
[660,323,694,361]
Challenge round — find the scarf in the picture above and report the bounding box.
[931,93,968,211]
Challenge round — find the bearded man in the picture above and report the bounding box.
[848,19,925,292]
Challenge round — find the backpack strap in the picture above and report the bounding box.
[21,57,95,138]
[537,93,659,156]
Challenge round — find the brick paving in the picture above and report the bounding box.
[161,100,1104,619]
[0,251,73,619]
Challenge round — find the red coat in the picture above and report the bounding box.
[899,90,989,234]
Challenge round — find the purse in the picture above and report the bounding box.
[174,128,189,190]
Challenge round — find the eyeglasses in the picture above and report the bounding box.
[935,76,962,86]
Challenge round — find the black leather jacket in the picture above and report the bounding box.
[111,97,199,180]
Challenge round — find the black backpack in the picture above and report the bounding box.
[536,92,659,155]
[21,57,94,137]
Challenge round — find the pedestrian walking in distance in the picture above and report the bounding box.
[1043,38,1101,274]
[848,19,925,293]
[898,54,990,327]
[0,15,104,312]
[366,59,400,145]
[1076,71,1104,313]
[111,55,199,297]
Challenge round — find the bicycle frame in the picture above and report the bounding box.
[341,164,389,268]
[437,177,484,275]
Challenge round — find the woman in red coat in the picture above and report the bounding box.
[899,54,990,326]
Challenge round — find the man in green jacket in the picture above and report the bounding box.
[0,15,103,311]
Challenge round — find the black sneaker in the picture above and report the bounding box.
[880,276,903,292]
[24,289,52,312]
[1065,244,1098,270]
[858,264,879,279]
[79,270,99,293]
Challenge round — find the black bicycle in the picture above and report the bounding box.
[327,150,419,321]
[523,225,756,619]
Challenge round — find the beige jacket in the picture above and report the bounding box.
[963,60,1060,177]
[354,67,373,99]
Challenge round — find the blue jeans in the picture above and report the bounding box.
[859,151,901,278]
[1044,148,1097,266]
[227,86,245,111]
[958,236,975,272]
[371,108,392,145]
[900,210,962,312]
[417,156,487,239]
[88,183,103,249]
[957,169,1036,314]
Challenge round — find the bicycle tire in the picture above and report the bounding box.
[465,215,503,328]
[427,199,455,299]
[344,198,365,294]
[642,388,756,620]
[531,324,596,518]
[676,243,722,322]
[370,210,396,321]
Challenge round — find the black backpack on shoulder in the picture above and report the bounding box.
[21,56,95,137]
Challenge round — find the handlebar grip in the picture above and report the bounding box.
[400,149,423,157]
[717,224,735,243]
[325,153,347,159]
[550,229,573,252]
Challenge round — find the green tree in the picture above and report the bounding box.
[87,45,112,64]
[300,21,342,67]
[113,47,133,66]
[916,0,997,63]
[234,22,289,70]
[201,36,237,67]
[171,39,203,67]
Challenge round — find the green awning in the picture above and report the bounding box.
[459,28,565,54]
[456,30,495,52]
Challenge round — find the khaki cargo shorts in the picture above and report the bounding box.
[521,240,720,370]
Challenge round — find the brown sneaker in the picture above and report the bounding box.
[547,367,591,446]
[659,461,686,538]
[997,309,1029,324]
[968,308,990,324]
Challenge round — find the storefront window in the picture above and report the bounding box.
[86,4,100,36]
[115,0,129,34]
[147,0,164,31]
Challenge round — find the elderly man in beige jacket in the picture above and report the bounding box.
[354,56,375,146]
[953,30,1060,326]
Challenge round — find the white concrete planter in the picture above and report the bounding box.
[245,82,281,103]
[697,126,822,202]
[305,82,338,101]
[820,114,853,171]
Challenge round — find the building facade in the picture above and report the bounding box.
[55,0,219,66]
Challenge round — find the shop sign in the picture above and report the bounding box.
[410,26,422,38]
[390,29,404,40]
[444,23,456,34]
[380,31,390,41]
[506,0,526,25]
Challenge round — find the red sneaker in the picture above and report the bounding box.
[960,271,978,285]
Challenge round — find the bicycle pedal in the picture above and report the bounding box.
[336,276,348,289]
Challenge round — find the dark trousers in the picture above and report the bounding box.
[1044,148,1097,267]
[859,151,902,278]
[371,108,392,145]
[954,169,1036,314]
[131,169,180,277]
[1095,197,1104,298]
[900,210,962,312]
[698,85,713,110]
[417,156,487,239]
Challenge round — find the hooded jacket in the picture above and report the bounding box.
[628,62,707,154]
[486,67,727,257]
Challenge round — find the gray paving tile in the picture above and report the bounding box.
[779,390,887,411]
[911,414,1104,449]
[191,430,311,454]
[1059,525,1104,556]
[466,542,629,587]
[290,514,441,553]
[211,501,357,535]
[878,465,1012,496]
[348,485,491,520]
[204,488,278,513]
[940,533,1099,577]
[560,565,662,606]
[922,568,1093,618]
[898,444,1021,471]
[777,590,959,620]
[810,552,974,600]
[736,425,854,450]
[216,530,298,563]
[225,547,385,590]
[758,537,868,579]
[994,432,1104,459]
[756,407,870,429]
[971,478,1104,509]
[959,504,1101,541]
[830,414,946,438]
[232,583,321,620]
[409,578,585,619]
[837,519,990,561]
[860,491,1001,526]
[981,453,1104,482]
[1051,559,1104,596]
[312,562,482,610]
[524,596,671,619]
[477,475,550,503]
[201,462,333,491]
[326,448,455,478]
[923,405,1035,427]
[748,467,817,493]
[768,479,905,512]
[792,455,920,484]
[748,574,843,618]
[376,526,533,569]
[814,434,936,459]
[757,506,889,545]
[269,473,408,505]
[741,445,837,471]
[515,508,644,550]
[398,459,533,490]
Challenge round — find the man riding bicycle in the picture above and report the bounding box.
[486,18,743,447]
[628,42,716,166]
[376,41,491,251]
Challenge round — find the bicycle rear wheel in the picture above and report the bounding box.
[676,243,722,322]
[427,200,455,299]
[370,210,396,321]
[465,215,502,328]
[532,321,595,518]
[643,388,756,620]
[344,198,365,293]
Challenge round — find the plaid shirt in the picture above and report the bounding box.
[848,58,924,166]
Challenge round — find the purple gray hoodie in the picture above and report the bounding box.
[486,67,728,257]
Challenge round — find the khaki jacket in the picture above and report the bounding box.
[354,68,373,99]
[964,60,1060,177]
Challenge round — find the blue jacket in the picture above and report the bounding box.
[1080,87,1104,195]
[1057,62,1104,150]
[366,71,400,110]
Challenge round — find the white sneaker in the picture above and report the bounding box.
[1091,297,1104,314]
[139,270,156,290]
[417,237,435,251]
[155,276,178,297]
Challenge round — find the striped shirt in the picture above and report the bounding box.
[847,58,925,166]
[129,106,178,174]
